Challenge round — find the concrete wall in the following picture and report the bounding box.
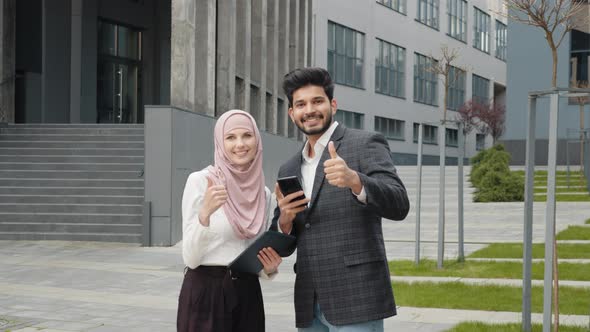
[170,0,310,140]
[0,0,16,123]
[144,105,302,246]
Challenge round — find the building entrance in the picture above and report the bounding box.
[97,20,142,123]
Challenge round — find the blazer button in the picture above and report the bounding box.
[305,223,311,229]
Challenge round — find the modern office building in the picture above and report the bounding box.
[503,1,590,165]
[0,0,508,243]
[310,0,507,164]
[0,0,310,131]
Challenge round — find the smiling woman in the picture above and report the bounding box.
[223,128,257,169]
[177,110,282,332]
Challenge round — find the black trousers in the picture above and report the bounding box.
[177,266,265,332]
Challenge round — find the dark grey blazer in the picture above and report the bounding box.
[272,124,410,328]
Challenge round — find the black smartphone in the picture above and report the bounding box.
[277,176,306,200]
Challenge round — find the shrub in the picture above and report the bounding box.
[470,144,524,202]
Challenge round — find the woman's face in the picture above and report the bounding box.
[223,128,257,168]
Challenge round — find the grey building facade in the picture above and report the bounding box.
[0,0,311,130]
[504,4,590,165]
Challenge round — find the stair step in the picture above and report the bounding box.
[0,232,142,243]
[0,213,141,224]
[0,134,144,142]
[0,222,142,234]
[0,162,143,171]
[0,194,143,204]
[0,187,143,196]
[0,128,144,135]
[0,170,144,179]
[0,124,145,244]
[0,141,144,149]
[0,155,144,163]
[0,148,144,156]
[0,178,143,187]
[0,203,142,214]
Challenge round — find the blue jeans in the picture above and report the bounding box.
[298,301,384,332]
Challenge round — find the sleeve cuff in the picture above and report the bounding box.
[352,186,367,204]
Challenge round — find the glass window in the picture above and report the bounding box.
[495,20,507,61]
[472,74,490,104]
[570,29,590,83]
[447,0,467,42]
[328,21,365,88]
[446,128,458,147]
[413,123,438,144]
[377,0,406,14]
[414,53,438,106]
[417,0,439,29]
[375,39,406,98]
[375,116,405,140]
[473,7,490,53]
[476,133,486,150]
[447,66,466,111]
[98,21,142,60]
[335,110,364,129]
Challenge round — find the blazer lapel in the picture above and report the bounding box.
[308,125,345,210]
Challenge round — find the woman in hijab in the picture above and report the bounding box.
[177,110,282,332]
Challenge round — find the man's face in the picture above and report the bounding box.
[288,85,337,139]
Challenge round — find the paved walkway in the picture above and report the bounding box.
[1,166,590,331]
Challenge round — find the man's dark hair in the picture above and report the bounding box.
[282,67,334,107]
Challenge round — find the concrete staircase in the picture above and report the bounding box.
[0,124,145,243]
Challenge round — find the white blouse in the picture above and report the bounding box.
[181,168,276,278]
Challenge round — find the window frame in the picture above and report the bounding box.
[473,7,490,54]
[414,53,439,106]
[375,39,406,99]
[328,21,365,89]
[375,116,405,140]
[447,0,467,42]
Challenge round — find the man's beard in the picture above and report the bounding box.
[296,109,333,136]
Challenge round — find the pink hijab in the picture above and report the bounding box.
[207,110,266,239]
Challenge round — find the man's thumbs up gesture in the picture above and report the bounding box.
[323,141,363,194]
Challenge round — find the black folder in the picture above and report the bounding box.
[228,231,297,274]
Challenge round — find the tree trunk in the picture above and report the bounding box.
[581,103,585,173]
[549,39,558,88]
[553,237,559,332]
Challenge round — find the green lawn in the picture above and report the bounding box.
[389,259,590,281]
[468,243,590,259]
[446,322,588,332]
[393,281,590,315]
[557,226,590,240]
[534,187,589,193]
[534,194,590,202]
[512,170,584,176]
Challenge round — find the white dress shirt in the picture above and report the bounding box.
[181,168,276,278]
[300,121,366,203]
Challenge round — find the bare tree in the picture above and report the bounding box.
[456,99,487,136]
[428,45,467,123]
[478,102,506,144]
[426,45,467,268]
[502,0,587,88]
[501,1,589,330]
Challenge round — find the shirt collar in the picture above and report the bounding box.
[301,121,339,161]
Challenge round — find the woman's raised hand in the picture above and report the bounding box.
[198,177,228,226]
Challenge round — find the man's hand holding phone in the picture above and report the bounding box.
[275,177,310,234]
